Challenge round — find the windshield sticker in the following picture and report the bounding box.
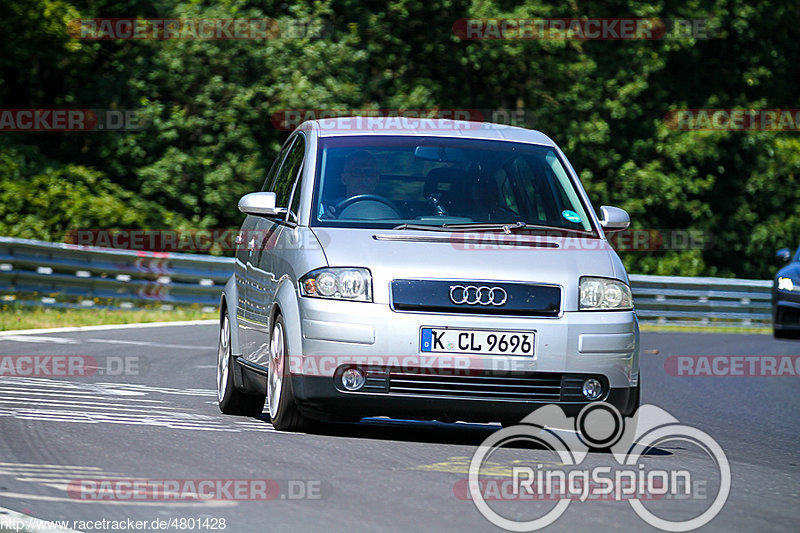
[561,210,582,224]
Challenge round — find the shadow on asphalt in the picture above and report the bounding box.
[254,414,672,456]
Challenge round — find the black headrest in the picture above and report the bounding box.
[424,167,467,196]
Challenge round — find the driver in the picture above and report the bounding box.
[341,150,380,196]
[321,151,381,218]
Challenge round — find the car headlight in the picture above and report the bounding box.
[778,277,795,292]
[580,277,633,310]
[299,268,372,302]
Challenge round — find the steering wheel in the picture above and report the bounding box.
[333,194,402,218]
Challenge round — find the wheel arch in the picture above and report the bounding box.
[221,275,241,356]
[270,277,303,360]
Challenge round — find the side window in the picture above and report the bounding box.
[289,165,304,219]
[271,135,305,207]
[261,136,295,192]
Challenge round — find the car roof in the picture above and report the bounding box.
[301,117,556,147]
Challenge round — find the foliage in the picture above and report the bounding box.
[0,0,797,277]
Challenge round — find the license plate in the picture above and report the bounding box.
[420,328,535,356]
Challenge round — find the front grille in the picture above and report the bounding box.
[338,366,605,402]
[391,279,561,317]
[390,371,562,401]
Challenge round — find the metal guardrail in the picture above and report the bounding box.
[629,274,772,327]
[0,237,233,312]
[0,237,774,327]
[629,275,772,326]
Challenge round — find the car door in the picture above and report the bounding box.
[245,133,306,366]
[237,137,294,358]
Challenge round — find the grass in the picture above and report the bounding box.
[0,303,772,335]
[0,303,217,331]
[639,323,771,335]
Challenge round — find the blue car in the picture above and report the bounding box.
[774,246,800,338]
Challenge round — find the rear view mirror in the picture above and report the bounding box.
[414,145,466,162]
[776,248,792,262]
[238,192,286,217]
[599,205,630,232]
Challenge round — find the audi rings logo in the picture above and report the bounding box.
[449,285,508,306]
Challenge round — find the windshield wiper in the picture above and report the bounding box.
[392,221,596,236]
[502,223,595,236]
[393,221,527,234]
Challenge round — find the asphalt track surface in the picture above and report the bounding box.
[0,324,797,532]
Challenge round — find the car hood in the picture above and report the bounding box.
[311,227,622,311]
[777,261,800,281]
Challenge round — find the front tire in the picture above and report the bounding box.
[774,328,800,339]
[217,313,266,416]
[268,315,312,431]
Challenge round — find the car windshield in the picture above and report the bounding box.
[311,135,595,233]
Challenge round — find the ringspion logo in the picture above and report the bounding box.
[468,403,730,531]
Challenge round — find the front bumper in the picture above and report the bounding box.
[291,298,639,421]
[292,373,638,422]
[774,291,800,331]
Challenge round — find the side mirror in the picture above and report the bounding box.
[776,248,792,262]
[238,192,286,217]
[599,205,630,232]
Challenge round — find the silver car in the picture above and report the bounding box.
[217,117,640,431]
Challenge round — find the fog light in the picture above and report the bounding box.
[341,368,366,391]
[582,378,603,400]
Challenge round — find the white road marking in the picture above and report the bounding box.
[0,335,79,344]
[0,505,80,532]
[0,377,272,432]
[84,338,210,349]
[0,320,217,337]
[0,336,211,349]
[0,465,248,509]
[0,491,235,507]
[0,398,170,411]
[0,387,143,399]
[0,463,102,470]
[0,387,157,401]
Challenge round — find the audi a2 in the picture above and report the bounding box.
[217,117,640,431]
